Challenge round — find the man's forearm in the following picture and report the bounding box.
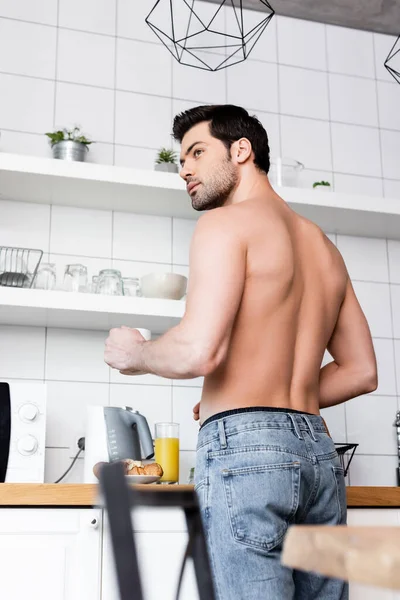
[136,325,210,379]
[319,361,377,409]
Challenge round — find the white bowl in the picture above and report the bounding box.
[140,272,187,300]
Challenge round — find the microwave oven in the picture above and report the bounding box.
[0,381,46,482]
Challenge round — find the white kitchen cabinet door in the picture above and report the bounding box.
[0,508,102,600]
[102,507,199,600]
[348,509,400,600]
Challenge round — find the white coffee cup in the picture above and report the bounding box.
[133,328,151,340]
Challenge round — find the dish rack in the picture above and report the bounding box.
[0,246,43,288]
[335,443,358,477]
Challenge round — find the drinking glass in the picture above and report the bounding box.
[96,269,123,296]
[33,263,56,290]
[154,423,179,483]
[91,275,99,293]
[63,264,88,292]
[122,277,140,297]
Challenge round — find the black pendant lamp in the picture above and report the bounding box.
[145,0,275,71]
[384,34,400,84]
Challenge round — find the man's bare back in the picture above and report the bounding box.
[200,193,348,423]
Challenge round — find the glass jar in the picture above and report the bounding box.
[122,277,140,297]
[33,263,57,290]
[63,264,88,293]
[96,269,123,296]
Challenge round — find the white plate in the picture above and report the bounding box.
[125,474,161,484]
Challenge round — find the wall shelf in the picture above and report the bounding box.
[0,288,185,332]
[0,152,399,239]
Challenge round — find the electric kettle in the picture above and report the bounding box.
[83,406,154,483]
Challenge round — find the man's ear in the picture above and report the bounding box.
[231,137,252,165]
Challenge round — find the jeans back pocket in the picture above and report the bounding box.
[222,461,300,552]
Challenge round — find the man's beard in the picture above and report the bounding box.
[190,157,239,211]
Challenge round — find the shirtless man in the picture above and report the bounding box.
[104,104,378,600]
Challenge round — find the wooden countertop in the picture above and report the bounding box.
[0,483,194,506]
[0,484,400,507]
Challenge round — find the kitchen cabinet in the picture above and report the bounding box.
[348,509,400,600]
[0,508,102,600]
[102,507,199,600]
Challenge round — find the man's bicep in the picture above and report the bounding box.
[182,214,246,352]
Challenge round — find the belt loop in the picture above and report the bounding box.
[218,419,227,449]
[302,415,318,442]
[288,414,303,440]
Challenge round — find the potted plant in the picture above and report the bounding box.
[154,147,179,173]
[313,180,331,191]
[45,126,94,162]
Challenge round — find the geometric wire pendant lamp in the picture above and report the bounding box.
[384,34,400,84]
[145,0,275,71]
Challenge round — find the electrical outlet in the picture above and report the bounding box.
[69,434,85,459]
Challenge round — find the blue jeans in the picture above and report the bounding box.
[194,408,348,600]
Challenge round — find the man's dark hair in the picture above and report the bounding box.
[172,104,270,175]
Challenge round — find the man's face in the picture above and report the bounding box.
[179,122,239,211]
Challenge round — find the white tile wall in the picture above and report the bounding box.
[320,404,346,443]
[329,75,378,128]
[345,394,398,455]
[50,206,112,258]
[374,33,399,82]
[116,39,171,96]
[172,387,202,451]
[333,174,383,198]
[57,29,115,89]
[279,66,329,121]
[226,7,277,64]
[117,0,158,44]
[46,380,109,447]
[0,130,49,157]
[377,81,400,131]
[227,60,278,112]
[391,286,400,339]
[372,338,397,397]
[115,91,172,148]
[172,219,196,265]
[1,7,400,486]
[0,325,46,379]
[380,130,400,180]
[351,282,393,338]
[0,19,57,79]
[277,16,326,70]
[0,0,58,26]
[45,328,110,383]
[54,82,115,144]
[336,235,389,282]
[350,455,398,486]
[388,242,400,283]
[280,115,332,171]
[0,73,54,134]
[114,145,157,170]
[174,56,226,104]
[331,123,382,178]
[384,179,400,200]
[112,212,172,263]
[326,25,375,78]
[0,200,50,250]
[59,0,116,36]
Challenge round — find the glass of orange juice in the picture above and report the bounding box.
[154,422,179,483]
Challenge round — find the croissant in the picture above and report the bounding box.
[123,459,163,477]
